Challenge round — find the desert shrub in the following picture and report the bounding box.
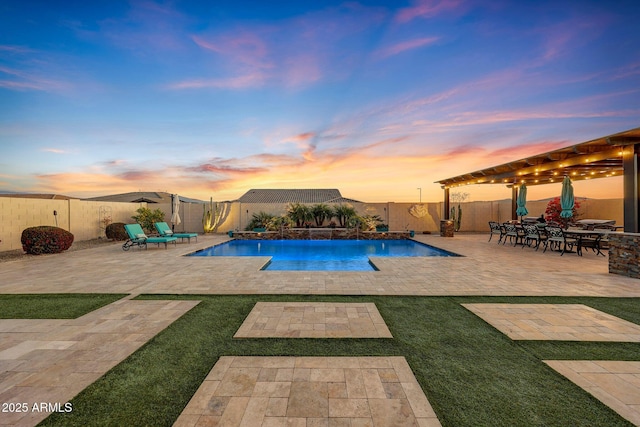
[21,226,74,255]
[105,222,128,241]
[132,207,165,233]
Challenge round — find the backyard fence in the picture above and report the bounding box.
[0,196,623,253]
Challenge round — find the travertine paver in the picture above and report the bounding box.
[0,298,199,427]
[234,302,393,338]
[545,360,640,426]
[462,303,640,341]
[1,234,639,297]
[174,356,441,427]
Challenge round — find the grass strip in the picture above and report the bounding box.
[0,294,128,318]
[38,295,638,427]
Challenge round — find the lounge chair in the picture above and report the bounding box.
[123,224,177,251]
[154,222,198,243]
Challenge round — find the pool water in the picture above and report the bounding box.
[188,239,459,271]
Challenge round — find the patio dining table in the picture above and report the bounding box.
[575,219,616,229]
[564,228,620,256]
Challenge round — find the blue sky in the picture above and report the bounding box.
[1,0,639,202]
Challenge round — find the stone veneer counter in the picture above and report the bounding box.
[608,232,640,279]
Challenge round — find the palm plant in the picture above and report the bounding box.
[286,203,313,227]
[311,203,333,227]
[360,214,383,231]
[333,204,357,227]
[245,211,275,231]
[267,215,294,231]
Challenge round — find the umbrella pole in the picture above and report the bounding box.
[171,194,175,231]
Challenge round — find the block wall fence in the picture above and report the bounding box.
[0,197,623,252]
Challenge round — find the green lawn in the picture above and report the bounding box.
[0,294,128,318]
[28,295,640,426]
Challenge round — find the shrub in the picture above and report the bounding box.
[132,207,165,233]
[105,222,128,241]
[545,197,581,226]
[21,226,74,255]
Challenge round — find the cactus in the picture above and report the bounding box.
[449,204,462,232]
[203,198,230,233]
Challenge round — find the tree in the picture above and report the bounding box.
[333,204,357,227]
[132,207,165,233]
[286,203,313,227]
[311,204,333,227]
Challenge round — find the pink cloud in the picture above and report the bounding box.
[374,37,439,59]
[168,72,267,90]
[41,148,65,154]
[0,45,34,54]
[0,66,71,92]
[174,3,387,91]
[395,0,465,23]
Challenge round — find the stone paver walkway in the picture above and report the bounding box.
[234,302,392,338]
[462,303,640,341]
[544,360,640,426]
[0,298,199,427]
[1,234,639,426]
[174,356,441,427]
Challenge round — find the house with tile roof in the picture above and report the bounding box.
[237,189,362,204]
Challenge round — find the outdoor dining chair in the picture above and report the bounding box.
[543,226,578,255]
[488,221,505,243]
[502,223,524,246]
[522,224,545,251]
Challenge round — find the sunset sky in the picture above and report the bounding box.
[1,0,639,203]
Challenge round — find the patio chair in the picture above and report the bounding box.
[488,221,505,243]
[543,226,577,255]
[522,224,545,251]
[154,222,198,243]
[577,233,605,256]
[122,224,177,251]
[502,223,524,246]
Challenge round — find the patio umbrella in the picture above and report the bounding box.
[515,183,528,219]
[171,194,181,228]
[560,176,574,219]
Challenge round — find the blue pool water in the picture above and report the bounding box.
[188,239,459,271]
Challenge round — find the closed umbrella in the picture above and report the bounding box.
[171,194,181,229]
[515,183,528,219]
[560,176,574,219]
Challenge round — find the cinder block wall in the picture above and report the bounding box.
[0,198,146,252]
[0,197,624,252]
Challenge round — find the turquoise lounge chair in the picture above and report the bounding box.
[154,222,198,243]
[123,223,177,251]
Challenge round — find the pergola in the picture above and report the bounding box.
[435,127,640,232]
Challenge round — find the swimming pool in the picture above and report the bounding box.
[188,239,460,271]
